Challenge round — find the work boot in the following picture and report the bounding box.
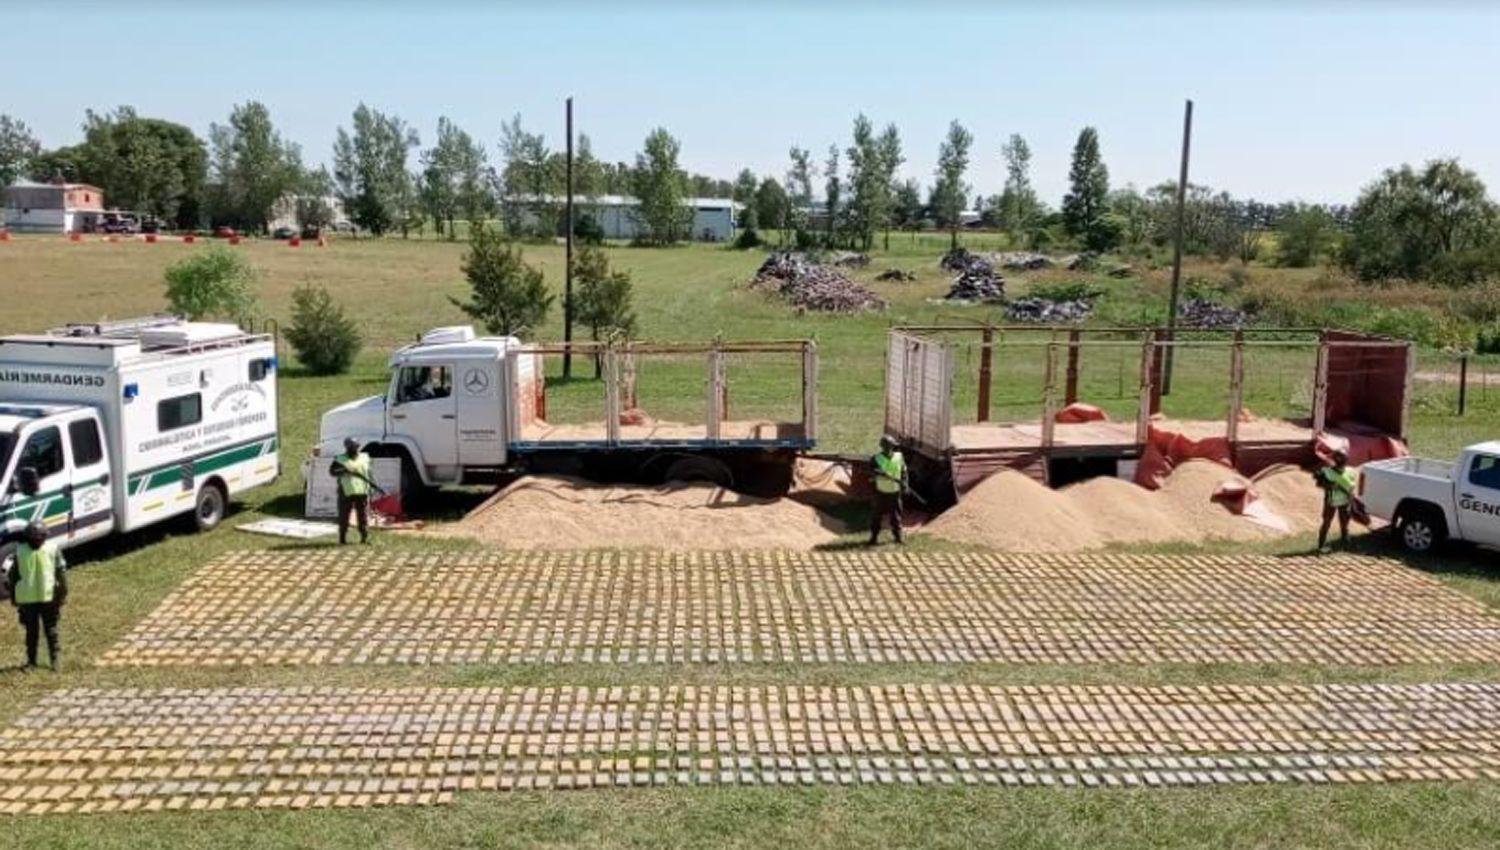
[49,655,60,673]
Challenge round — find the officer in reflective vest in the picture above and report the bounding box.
[1316,448,1357,552]
[5,521,67,671]
[330,437,373,545]
[869,436,908,545]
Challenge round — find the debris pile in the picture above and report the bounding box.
[1005,297,1095,323]
[1105,263,1134,279]
[827,251,870,268]
[939,247,994,276]
[923,461,1336,552]
[944,268,1007,302]
[996,251,1053,271]
[443,475,849,551]
[751,252,887,313]
[1178,298,1249,328]
[875,268,917,282]
[1063,252,1099,271]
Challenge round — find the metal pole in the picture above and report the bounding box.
[1163,98,1193,396]
[1459,354,1469,416]
[977,325,993,422]
[563,97,575,379]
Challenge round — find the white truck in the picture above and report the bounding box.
[315,326,817,495]
[1359,442,1500,553]
[0,316,280,572]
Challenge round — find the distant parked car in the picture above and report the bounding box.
[272,226,297,240]
[100,216,138,235]
[140,219,161,234]
[214,226,238,239]
[300,224,323,240]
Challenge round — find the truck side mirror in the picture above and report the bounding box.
[15,467,40,497]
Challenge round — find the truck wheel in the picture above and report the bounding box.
[193,483,227,533]
[1396,506,1446,554]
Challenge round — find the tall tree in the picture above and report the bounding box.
[420,117,491,239]
[449,223,553,336]
[27,146,87,183]
[823,144,842,247]
[498,114,556,236]
[1343,159,1500,285]
[1062,127,1111,250]
[574,133,605,202]
[0,114,41,189]
[629,128,690,244]
[68,108,208,228]
[207,101,303,232]
[786,146,815,240]
[998,133,1039,238]
[572,245,638,376]
[755,177,790,242]
[893,179,923,231]
[931,120,973,249]
[332,104,420,237]
[732,168,760,231]
[876,124,904,250]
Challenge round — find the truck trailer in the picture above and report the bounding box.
[316,327,817,496]
[0,316,280,571]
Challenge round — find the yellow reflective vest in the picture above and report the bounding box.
[14,541,62,605]
[873,451,906,495]
[336,453,372,498]
[1320,465,1357,508]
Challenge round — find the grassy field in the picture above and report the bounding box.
[1,234,1499,848]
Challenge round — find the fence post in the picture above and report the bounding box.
[1459,354,1469,416]
[1041,343,1059,449]
[977,325,993,423]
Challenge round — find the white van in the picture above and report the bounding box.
[0,316,280,569]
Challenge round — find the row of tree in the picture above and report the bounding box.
[0,106,728,241]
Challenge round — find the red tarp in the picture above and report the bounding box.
[1316,423,1410,467]
[1055,403,1108,424]
[1134,422,1234,489]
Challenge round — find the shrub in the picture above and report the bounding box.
[573,213,605,245]
[163,246,258,323]
[733,227,763,250]
[1476,323,1500,355]
[285,284,362,375]
[449,223,553,337]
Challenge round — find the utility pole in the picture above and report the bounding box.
[1163,98,1193,396]
[563,97,575,379]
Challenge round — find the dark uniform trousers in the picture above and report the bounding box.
[18,602,60,667]
[869,492,903,543]
[337,493,370,544]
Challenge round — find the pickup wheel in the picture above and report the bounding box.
[193,482,227,533]
[1395,504,1447,554]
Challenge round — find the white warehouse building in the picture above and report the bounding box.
[512,195,740,242]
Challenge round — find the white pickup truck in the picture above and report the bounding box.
[1359,442,1500,553]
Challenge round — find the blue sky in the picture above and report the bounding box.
[8,3,1500,205]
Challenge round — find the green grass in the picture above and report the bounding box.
[2,234,1500,847]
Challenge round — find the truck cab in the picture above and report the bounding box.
[0,404,115,550]
[1360,441,1500,552]
[316,326,518,486]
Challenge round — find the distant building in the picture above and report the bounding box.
[267,194,350,233]
[3,180,105,233]
[512,195,740,242]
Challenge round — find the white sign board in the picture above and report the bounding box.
[302,458,403,518]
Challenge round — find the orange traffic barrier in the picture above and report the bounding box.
[289,236,301,248]
[228,236,241,245]
[145,233,157,244]
[183,234,196,244]
[0,229,11,242]
[69,232,82,242]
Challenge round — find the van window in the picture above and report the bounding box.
[19,427,65,479]
[395,366,452,403]
[249,359,269,382]
[68,419,104,466]
[158,394,203,431]
[1470,454,1500,490]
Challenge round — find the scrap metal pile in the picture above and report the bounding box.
[996,251,1054,271]
[751,252,887,313]
[939,248,1006,302]
[1178,298,1250,329]
[875,268,917,282]
[1005,297,1095,323]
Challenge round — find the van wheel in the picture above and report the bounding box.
[193,483,227,533]
[1395,505,1446,554]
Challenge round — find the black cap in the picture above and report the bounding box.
[344,437,361,452]
[24,521,47,543]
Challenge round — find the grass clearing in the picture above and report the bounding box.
[1,235,1499,846]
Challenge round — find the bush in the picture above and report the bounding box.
[733,227,763,250]
[163,246,258,323]
[573,213,605,245]
[285,284,362,375]
[449,223,553,337]
[1476,323,1500,355]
